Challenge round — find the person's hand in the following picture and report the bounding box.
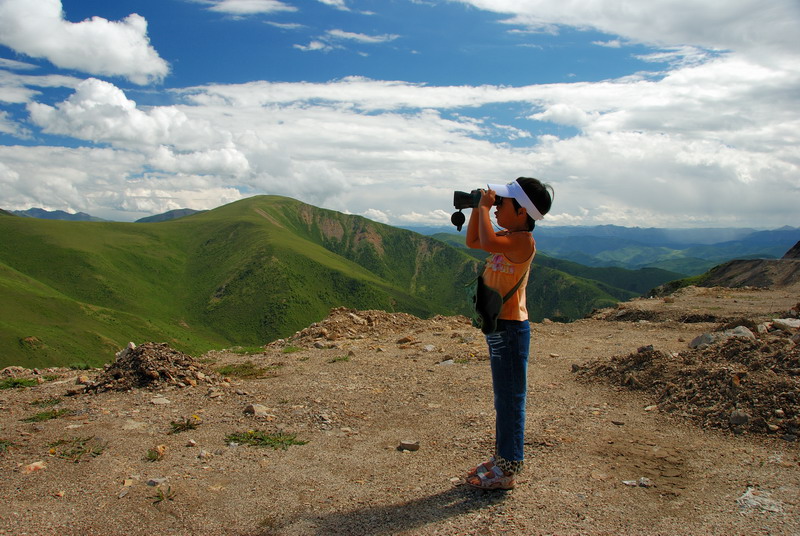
[479,188,496,208]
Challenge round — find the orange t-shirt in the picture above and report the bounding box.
[481,240,535,321]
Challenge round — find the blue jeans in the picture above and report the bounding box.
[485,319,530,470]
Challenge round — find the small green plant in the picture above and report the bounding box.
[150,486,176,505]
[225,430,307,450]
[0,377,38,390]
[145,445,167,462]
[281,345,302,354]
[169,415,202,434]
[215,361,279,379]
[49,436,106,462]
[68,362,91,370]
[30,397,62,408]
[328,355,350,363]
[0,439,13,455]
[21,408,72,422]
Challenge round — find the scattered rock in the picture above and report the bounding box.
[398,440,420,452]
[737,487,783,513]
[244,404,273,418]
[23,461,46,474]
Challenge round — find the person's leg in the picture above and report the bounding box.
[488,320,530,475]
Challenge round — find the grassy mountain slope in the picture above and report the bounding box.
[0,196,478,368]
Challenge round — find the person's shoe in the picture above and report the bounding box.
[465,464,515,490]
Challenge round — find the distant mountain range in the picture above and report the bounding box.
[0,196,683,368]
[10,208,107,222]
[410,224,800,276]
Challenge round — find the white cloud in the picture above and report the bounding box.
[1,0,798,228]
[204,0,297,15]
[0,0,169,85]
[28,78,226,150]
[592,39,622,48]
[457,0,798,58]
[294,40,334,53]
[317,0,350,11]
[326,29,400,44]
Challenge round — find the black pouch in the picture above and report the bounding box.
[466,268,529,335]
[469,275,503,334]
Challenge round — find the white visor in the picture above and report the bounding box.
[487,180,544,220]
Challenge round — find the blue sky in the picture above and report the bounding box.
[0,0,798,228]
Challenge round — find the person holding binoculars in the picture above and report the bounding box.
[460,177,553,490]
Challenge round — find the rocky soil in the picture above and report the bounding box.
[1,284,799,535]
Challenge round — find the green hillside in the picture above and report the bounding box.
[1,196,678,368]
[0,196,478,368]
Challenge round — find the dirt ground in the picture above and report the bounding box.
[1,284,799,536]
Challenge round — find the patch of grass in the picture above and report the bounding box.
[21,408,72,422]
[215,361,280,379]
[41,374,59,382]
[68,362,91,370]
[169,415,202,434]
[225,430,307,450]
[0,439,13,455]
[328,355,350,363]
[0,377,38,390]
[150,486,176,505]
[145,445,167,462]
[281,345,302,354]
[30,397,62,407]
[48,436,106,462]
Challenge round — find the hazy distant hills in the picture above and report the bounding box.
[135,209,206,223]
[10,208,107,222]
[0,196,689,368]
[418,224,800,276]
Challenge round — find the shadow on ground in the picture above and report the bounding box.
[247,485,508,535]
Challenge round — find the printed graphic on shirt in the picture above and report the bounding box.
[486,254,517,275]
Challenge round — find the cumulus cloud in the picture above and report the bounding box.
[28,78,225,150]
[457,0,799,58]
[0,0,169,85]
[1,0,798,227]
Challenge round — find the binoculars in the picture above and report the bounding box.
[451,189,501,231]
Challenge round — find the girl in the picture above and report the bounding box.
[464,177,553,490]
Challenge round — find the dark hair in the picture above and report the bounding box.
[510,177,553,231]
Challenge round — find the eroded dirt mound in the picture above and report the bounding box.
[574,334,800,438]
[89,342,223,392]
[268,306,471,348]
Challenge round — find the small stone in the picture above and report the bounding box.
[244,404,270,417]
[150,397,170,405]
[644,405,658,411]
[398,440,420,452]
[23,461,46,474]
[730,410,750,426]
[423,345,436,352]
[146,478,167,487]
[549,353,560,358]
[186,439,197,447]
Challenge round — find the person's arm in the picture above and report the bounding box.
[467,190,533,262]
